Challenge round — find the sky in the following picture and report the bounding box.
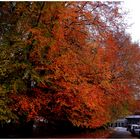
[122,1,140,43]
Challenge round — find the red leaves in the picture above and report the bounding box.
[7,2,140,129]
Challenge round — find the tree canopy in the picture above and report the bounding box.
[0,2,140,128]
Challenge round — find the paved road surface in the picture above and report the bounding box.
[108,127,138,139]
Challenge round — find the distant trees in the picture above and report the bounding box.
[0,1,140,129]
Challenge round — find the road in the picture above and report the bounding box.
[34,127,138,139]
[108,127,138,139]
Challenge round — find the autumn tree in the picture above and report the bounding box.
[13,1,132,128]
[0,2,45,123]
[0,1,140,130]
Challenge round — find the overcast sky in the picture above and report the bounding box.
[122,1,140,43]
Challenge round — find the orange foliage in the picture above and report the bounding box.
[9,2,140,128]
